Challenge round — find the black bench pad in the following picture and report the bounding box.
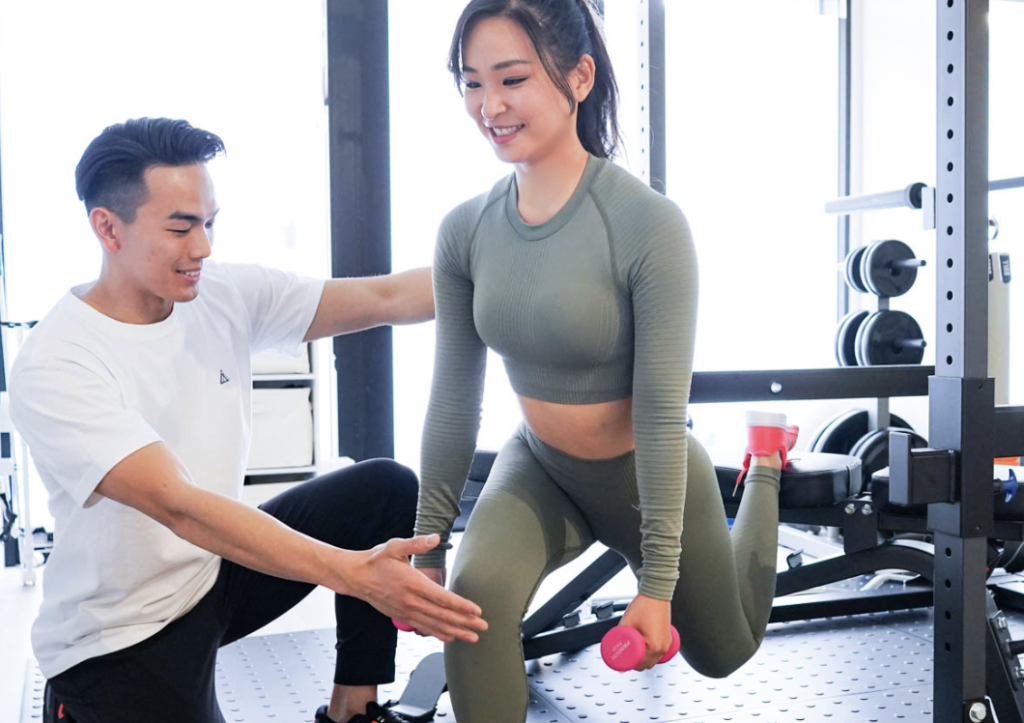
[715,453,862,508]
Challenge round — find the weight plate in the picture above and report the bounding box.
[858,310,926,366]
[849,426,928,491]
[845,246,869,294]
[811,409,913,455]
[835,310,869,367]
[854,310,882,366]
[862,239,920,298]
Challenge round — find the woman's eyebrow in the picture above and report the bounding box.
[463,59,532,73]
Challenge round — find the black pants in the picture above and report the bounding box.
[46,459,419,723]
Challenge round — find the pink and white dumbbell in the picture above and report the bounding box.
[600,624,681,672]
[392,618,418,633]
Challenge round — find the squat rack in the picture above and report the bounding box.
[642,1,1014,721]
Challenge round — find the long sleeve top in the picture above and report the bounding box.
[412,155,698,601]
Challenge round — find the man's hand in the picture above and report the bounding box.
[620,594,673,671]
[95,443,485,644]
[342,535,484,643]
[408,567,448,637]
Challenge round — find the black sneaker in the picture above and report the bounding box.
[315,701,411,723]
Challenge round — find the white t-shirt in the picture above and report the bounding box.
[9,260,325,678]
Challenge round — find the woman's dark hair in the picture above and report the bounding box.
[75,118,225,223]
[448,0,621,159]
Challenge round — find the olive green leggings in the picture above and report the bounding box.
[445,423,782,723]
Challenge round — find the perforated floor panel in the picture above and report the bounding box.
[21,605,1024,722]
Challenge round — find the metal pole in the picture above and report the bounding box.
[827,176,1021,216]
[327,0,395,461]
[636,0,651,186]
[647,0,666,194]
[837,0,852,321]
[929,1,993,721]
[990,175,1024,192]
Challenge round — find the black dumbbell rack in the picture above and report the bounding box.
[837,239,928,435]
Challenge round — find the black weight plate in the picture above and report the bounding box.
[835,310,869,367]
[850,426,928,490]
[854,310,882,366]
[862,239,920,298]
[845,246,869,294]
[811,409,913,455]
[807,415,835,452]
[859,310,926,365]
[811,409,862,454]
[858,242,880,296]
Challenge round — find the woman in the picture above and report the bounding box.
[411,1,795,720]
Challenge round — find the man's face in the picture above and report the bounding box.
[112,164,218,305]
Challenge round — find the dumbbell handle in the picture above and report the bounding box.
[890,258,927,269]
[895,339,927,350]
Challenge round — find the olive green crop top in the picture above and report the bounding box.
[412,155,698,601]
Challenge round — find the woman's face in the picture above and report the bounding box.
[461,16,581,166]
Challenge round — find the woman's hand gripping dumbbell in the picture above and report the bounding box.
[601,595,681,672]
[602,624,681,672]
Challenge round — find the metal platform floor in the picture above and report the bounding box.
[25,598,1023,723]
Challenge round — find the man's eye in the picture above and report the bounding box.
[171,229,190,235]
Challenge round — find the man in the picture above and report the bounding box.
[9,118,487,723]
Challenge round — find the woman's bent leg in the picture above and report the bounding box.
[671,437,781,677]
[446,433,595,723]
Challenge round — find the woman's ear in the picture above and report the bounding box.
[571,54,597,104]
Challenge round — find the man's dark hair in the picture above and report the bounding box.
[75,118,225,223]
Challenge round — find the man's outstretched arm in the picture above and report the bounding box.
[303,267,433,341]
[95,440,485,643]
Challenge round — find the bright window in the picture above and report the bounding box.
[0,0,331,323]
[664,0,844,453]
[0,0,332,526]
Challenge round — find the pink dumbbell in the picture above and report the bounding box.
[600,625,681,672]
[392,618,418,633]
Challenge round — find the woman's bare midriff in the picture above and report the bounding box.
[518,395,635,460]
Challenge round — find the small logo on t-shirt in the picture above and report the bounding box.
[220,371,229,385]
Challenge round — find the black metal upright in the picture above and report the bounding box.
[326,0,395,461]
[647,0,666,195]
[837,0,852,321]
[929,1,994,721]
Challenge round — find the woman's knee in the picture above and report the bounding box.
[450,556,531,627]
[684,637,761,679]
